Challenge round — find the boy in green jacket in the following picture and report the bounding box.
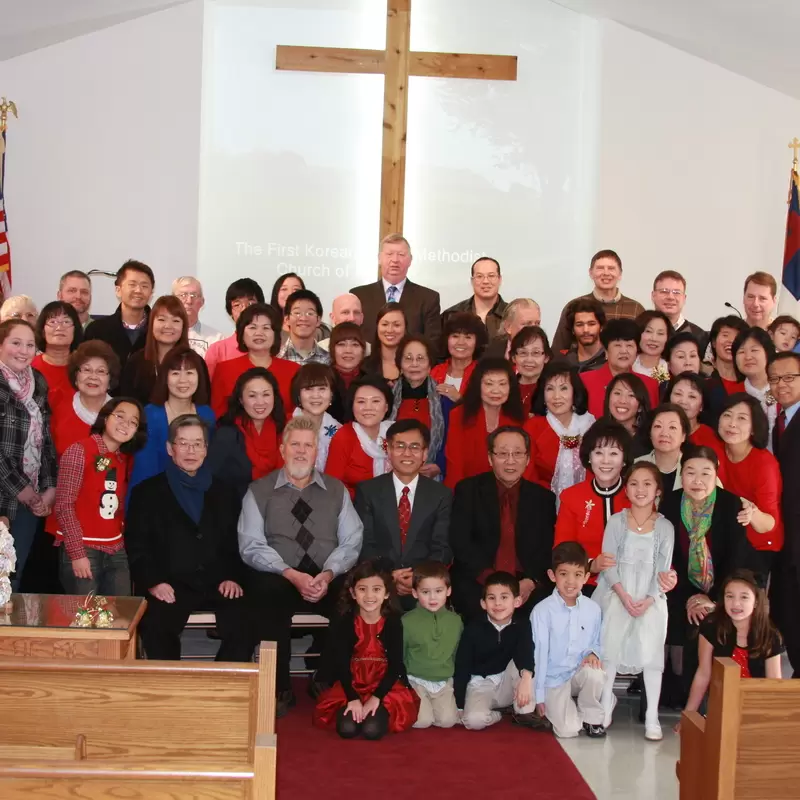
[402,561,464,728]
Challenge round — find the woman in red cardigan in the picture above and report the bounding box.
[511,325,551,417]
[326,375,395,499]
[54,397,147,594]
[430,311,487,404]
[717,393,783,572]
[32,301,83,408]
[554,419,633,592]
[211,302,299,418]
[444,358,525,489]
[523,360,595,498]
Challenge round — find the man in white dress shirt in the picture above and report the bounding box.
[172,276,224,358]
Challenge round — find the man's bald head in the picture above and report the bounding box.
[330,293,364,326]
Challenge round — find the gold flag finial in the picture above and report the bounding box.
[0,98,18,134]
[789,137,800,169]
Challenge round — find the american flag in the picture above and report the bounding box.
[0,128,11,300]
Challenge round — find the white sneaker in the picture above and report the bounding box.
[603,693,617,728]
[645,723,663,741]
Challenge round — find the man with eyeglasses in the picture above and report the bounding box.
[172,276,224,358]
[767,351,800,675]
[355,419,452,608]
[449,425,555,620]
[442,257,507,341]
[278,289,331,366]
[650,270,707,351]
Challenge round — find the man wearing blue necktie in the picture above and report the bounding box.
[351,234,442,349]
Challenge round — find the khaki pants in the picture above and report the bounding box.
[409,678,459,729]
[545,665,606,738]
[462,661,536,730]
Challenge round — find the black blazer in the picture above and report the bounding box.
[355,472,452,569]
[84,304,150,371]
[449,472,555,585]
[351,279,441,347]
[205,425,253,500]
[126,472,244,592]
[774,411,800,572]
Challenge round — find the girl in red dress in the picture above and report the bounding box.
[431,311,487,404]
[444,358,525,489]
[32,301,83,408]
[314,561,419,739]
[510,326,551,417]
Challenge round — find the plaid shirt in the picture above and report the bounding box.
[551,292,645,353]
[0,368,57,520]
[278,337,331,366]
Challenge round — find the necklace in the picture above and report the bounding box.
[629,509,654,532]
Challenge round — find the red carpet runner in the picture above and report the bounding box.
[277,682,597,800]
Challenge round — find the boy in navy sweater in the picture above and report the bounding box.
[454,571,550,730]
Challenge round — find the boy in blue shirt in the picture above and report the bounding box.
[531,542,606,738]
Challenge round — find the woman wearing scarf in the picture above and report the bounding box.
[660,445,759,703]
[523,361,594,502]
[0,319,57,590]
[207,367,286,500]
[290,363,341,472]
[328,322,368,422]
[390,335,448,479]
[326,375,395,499]
[127,414,253,661]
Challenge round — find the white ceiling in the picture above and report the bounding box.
[2,0,800,100]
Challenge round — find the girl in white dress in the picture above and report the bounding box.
[595,462,674,741]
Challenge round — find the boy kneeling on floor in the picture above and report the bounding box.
[531,542,606,738]
[454,571,550,731]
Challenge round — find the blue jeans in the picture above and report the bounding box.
[59,547,131,596]
[10,506,40,592]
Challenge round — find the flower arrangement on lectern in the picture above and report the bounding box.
[0,519,17,607]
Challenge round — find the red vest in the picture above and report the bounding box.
[55,436,128,548]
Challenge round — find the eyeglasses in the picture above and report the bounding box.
[402,355,429,365]
[289,310,318,319]
[768,374,800,386]
[45,318,75,329]
[515,349,545,358]
[111,412,139,430]
[78,366,109,377]
[173,439,206,452]
[472,273,499,282]
[655,288,685,297]
[491,450,528,461]
[8,311,36,321]
[391,442,424,453]
[177,292,201,301]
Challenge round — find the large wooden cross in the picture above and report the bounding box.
[276,0,517,246]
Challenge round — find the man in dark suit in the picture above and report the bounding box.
[449,425,555,620]
[84,260,154,370]
[768,351,800,675]
[350,233,441,348]
[355,419,452,607]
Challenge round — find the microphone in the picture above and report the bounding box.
[87,270,118,279]
[724,302,742,319]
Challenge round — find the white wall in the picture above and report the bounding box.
[0,1,203,314]
[594,20,800,329]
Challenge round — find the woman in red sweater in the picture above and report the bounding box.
[717,393,783,571]
[54,397,147,594]
[430,311,486,404]
[211,303,299,418]
[32,301,83,408]
[444,358,525,489]
[511,325,551,417]
[326,376,394,499]
[523,360,594,498]
[554,419,633,592]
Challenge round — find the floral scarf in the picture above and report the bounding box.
[547,411,595,503]
[0,361,43,490]
[353,420,393,478]
[681,489,716,593]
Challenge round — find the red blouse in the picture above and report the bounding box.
[210,354,299,419]
[32,355,71,408]
[689,424,729,485]
[444,406,521,489]
[523,416,559,489]
[396,397,431,429]
[325,423,379,499]
[430,360,476,394]
[519,382,537,417]
[721,376,745,395]
[580,364,660,420]
[723,447,783,551]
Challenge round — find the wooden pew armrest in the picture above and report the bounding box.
[0,760,255,781]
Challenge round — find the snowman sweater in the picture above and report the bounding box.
[54,434,129,559]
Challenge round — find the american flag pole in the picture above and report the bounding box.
[0,97,18,303]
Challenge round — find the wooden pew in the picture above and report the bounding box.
[0,642,277,799]
[678,656,800,800]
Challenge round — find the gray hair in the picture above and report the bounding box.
[168,413,210,445]
[172,276,203,295]
[0,295,37,322]
[282,414,317,444]
[502,297,540,325]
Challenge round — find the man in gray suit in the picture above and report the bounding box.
[354,419,452,607]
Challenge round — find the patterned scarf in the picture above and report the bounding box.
[353,420,393,477]
[681,489,716,593]
[391,376,446,464]
[0,360,43,490]
[547,411,595,503]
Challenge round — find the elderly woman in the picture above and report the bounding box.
[129,347,215,494]
[120,295,190,405]
[54,397,146,594]
[362,303,407,384]
[32,300,83,406]
[0,319,57,589]
[523,360,594,499]
[664,332,702,379]
[290,363,341,472]
[0,294,38,324]
[126,414,253,661]
[328,322,367,422]
[511,325,552,416]
[211,302,298,417]
[207,367,286,499]
[635,403,691,491]
[430,311,487,404]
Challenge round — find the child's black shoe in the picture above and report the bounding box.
[583,722,607,738]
